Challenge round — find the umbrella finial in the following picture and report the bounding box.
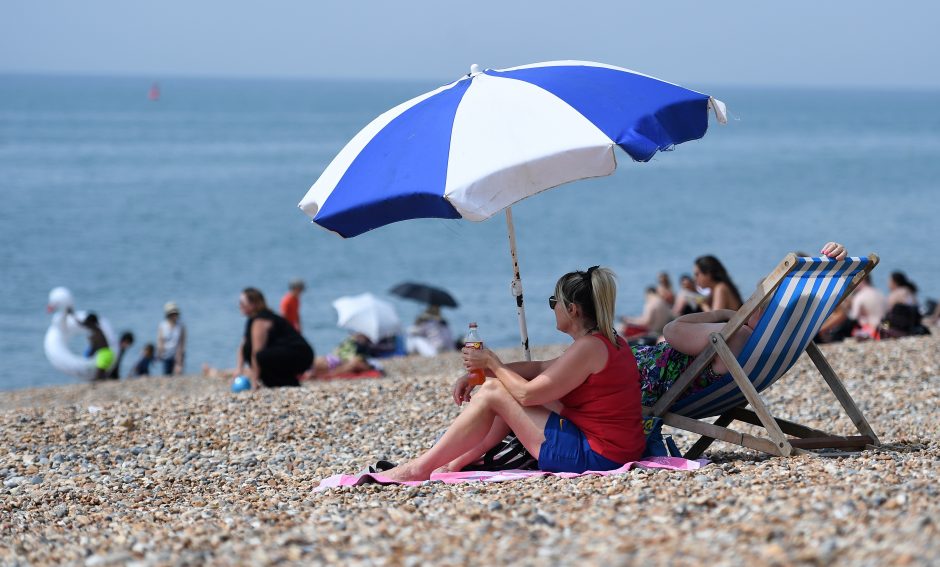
[469,64,481,76]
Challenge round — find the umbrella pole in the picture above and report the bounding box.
[505,207,532,361]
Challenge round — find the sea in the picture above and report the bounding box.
[1,74,938,391]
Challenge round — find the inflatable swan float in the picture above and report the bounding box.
[44,287,118,379]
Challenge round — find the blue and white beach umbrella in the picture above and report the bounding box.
[300,60,727,358]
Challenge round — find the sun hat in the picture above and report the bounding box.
[164,301,180,316]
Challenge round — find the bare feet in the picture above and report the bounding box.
[377,460,432,482]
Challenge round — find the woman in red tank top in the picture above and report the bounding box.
[380,266,646,481]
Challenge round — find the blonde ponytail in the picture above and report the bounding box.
[554,265,619,347]
[589,267,618,345]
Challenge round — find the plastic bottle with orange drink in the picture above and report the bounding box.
[465,322,485,386]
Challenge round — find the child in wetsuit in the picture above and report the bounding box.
[82,313,114,380]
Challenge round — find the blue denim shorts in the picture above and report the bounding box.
[538,412,623,473]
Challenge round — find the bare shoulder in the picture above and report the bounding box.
[564,334,609,370]
[713,282,732,298]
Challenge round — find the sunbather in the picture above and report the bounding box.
[672,273,705,316]
[656,272,675,305]
[693,255,743,311]
[380,266,646,481]
[636,242,847,406]
[619,286,674,341]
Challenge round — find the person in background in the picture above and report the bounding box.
[339,332,399,359]
[157,302,186,376]
[82,313,114,381]
[692,255,743,312]
[887,271,918,309]
[206,333,378,381]
[305,333,384,379]
[656,272,675,306]
[237,287,314,388]
[407,304,455,356]
[815,301,854,344]
[106,331,135,379]
[883,271,929,338]
[133,344,155,377]
[619,287,674,342]
[672,274,704,316]
[849,275,888,338]
[280,278,306,333]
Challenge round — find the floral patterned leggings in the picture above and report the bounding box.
[632,342,725,407]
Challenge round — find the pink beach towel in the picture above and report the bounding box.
[315,456,707,491]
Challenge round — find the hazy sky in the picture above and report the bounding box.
[3,1,938,87]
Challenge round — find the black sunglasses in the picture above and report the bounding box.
[548,295,557,310]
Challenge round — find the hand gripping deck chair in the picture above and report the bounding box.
[645,253,881,457]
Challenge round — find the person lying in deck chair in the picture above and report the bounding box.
[633,242,846,407]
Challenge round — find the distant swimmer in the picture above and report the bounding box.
[148,82,160,101]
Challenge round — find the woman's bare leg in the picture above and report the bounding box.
[662,320,727,357]
[440,416,511,473]
[663,318,753,375]
[442,397,566,472]
[381,380,551,481]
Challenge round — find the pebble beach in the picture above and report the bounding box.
[2,335,938,566]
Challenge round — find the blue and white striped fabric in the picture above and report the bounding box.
[673,256,870,420]
[299,61,726,238]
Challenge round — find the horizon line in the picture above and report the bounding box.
[1,69,939,92]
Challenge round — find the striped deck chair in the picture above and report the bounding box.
[645,253,881,457]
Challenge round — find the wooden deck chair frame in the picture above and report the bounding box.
[644,253,882,458]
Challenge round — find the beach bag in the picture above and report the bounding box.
[462,434,538,472]
[641,416,681,458]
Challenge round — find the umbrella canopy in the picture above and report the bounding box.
[301,60,726,358]
[332,293,401,344]
[300,60,725,237]
[390,282,458,308]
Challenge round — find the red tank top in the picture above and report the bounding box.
[560,333,645,463]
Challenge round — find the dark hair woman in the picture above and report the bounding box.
[693,255,743,312]
[888,271,919,307]
[886,270,919,315]
[378,266,645,481]
[237,287,314,388]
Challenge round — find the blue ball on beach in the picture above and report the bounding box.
[231,375,252,393]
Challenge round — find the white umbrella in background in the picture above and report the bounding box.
[332,293,401,344]
[301,60,727,359]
